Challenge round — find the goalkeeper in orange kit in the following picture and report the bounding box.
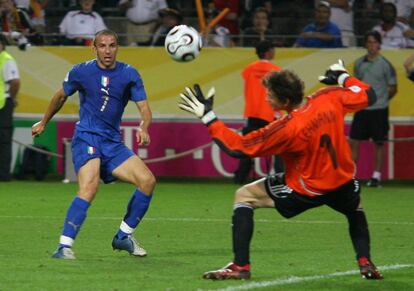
[178,60,383,280]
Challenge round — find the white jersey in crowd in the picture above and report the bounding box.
[329,0,355,46]
[2,59,20,99]
[373,21,410,48]
[330,0,354,32]
[14,0,30,9]
[119,0,167,23]
[59,10,107,39]
[385,0,414,21]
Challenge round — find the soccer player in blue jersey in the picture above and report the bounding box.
[31,29,156,259]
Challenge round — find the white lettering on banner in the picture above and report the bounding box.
[211,143,233,177]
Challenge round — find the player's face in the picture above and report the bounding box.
[267,91,289,111]
[365,36,380,55]
[315,6,330,25]
[94,34,118,69]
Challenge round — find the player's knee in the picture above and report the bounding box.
[234,186,254,207]
[135,172,156,194]
[77,185,98,202]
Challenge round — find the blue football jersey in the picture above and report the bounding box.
[63,59,147,140]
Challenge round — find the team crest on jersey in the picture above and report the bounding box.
[87,146,96,155]
[101,76,109,87]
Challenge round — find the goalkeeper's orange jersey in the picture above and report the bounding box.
[242,60,282,122]
[209,77,371,197]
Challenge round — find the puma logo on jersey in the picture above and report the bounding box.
[101,88,109,95]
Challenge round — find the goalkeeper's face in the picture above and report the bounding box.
[267,91,289,111]
[93,34,118,69]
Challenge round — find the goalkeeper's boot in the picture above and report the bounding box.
[358,257,383,279]
[112,235,147,257]
[51,246,76,260]
[203,262,251,280]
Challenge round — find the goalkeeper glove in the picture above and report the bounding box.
[178,84,217,125]
[318,59,350,86]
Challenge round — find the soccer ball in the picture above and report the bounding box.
[164,25,202,62]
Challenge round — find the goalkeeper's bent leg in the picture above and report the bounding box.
[346,207,371,259]
[232,203,254,266]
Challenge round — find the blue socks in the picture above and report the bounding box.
[59,196,90,248]
[116,189,152,239]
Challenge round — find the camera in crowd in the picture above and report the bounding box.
[0,31,31,51]
[10,31,31,51]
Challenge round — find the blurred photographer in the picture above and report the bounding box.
[0,0,41,50]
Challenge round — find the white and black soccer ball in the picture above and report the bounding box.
[164,25,202,62]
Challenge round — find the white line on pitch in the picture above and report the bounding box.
[0,215,413,225]
[206,264,414,291]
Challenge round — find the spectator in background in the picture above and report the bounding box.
[0,35,20,181]
[14,0,48,33]
[30,0,49,33]
[294,1,342,48]
[241,0,272,30]
[403,52,414,81]
[150,7,182,46]
[241,7,274,47]
[316,0,356,47]
[372,2,414,48]
[202,7,230,47]
[59,0,106,46]
[385,0,414,25]
[0,0,41,47]
[212,0,240,41]
[349,31,397,187]
[234,40,283,184]
[119,0,167,46]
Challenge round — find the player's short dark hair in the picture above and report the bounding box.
[255,40,274,59]
[380,2,397,17]
[263,70,304,107]
[93,29,119,46]
[364,30,382,44]
[254,6,269,18]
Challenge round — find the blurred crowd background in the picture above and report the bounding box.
[1,0,414,49]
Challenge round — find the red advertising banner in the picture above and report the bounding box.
[56,120,413,180]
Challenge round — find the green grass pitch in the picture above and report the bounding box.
[0,180,413,290]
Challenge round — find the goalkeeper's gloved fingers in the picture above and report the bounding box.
[178,102,195,114]
[192,84,215,101]
[180,92,195,107]
[318,75,336,85]
[205,87,215,99]
[329,59,347,72]
[193,84,204,101]
[184,87,203,106]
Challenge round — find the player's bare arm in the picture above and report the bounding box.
[403,53,414,73]
[32,88,68,137]
[8,78,20,107]
[135,100,152,146]
[388,84,397,99]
